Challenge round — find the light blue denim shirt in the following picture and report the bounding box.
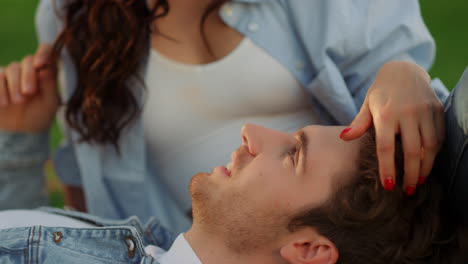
[0,0,449,233]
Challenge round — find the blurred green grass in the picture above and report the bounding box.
[420,0,468,89]
[0,1,467,208]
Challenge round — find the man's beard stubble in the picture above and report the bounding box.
[188,169,289,254]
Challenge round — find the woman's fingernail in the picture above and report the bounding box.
[384,178,395,191]
[405,186,416,196]
[418,176,427,185]
[339,127,352,139]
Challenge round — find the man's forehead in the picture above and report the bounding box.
[301,126,362,179]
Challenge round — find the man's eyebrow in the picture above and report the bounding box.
[296,129,309,174]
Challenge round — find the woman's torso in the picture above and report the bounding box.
[36,0,440,233]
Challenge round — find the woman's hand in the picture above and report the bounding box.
[341,61,445,195]
[0,44,59,132]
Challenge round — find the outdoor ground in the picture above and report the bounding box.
[0,0,467,207]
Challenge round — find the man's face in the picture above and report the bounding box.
[189,124,362,252]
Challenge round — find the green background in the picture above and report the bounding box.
[0,0,467,207]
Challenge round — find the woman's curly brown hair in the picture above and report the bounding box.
[289,128,466,263]
[52,0,228,151]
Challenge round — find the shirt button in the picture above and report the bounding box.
[53,232,63,243]
[125,236,136,258]
[248,22,259,32]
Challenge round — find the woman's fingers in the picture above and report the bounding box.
[37,67,60,107]
[374,113,396,190]
[340,99,373,140]
[34,45,58,97]
[400,117,421,195]
[434,102,446,149]
[419,104,444,184]
[374,103,442,195]
[33,44,54,69]
[21,56,37,95]
[0,51,49,105]
[0,67,9,106]
[4,63,24,104]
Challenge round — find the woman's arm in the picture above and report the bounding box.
[0,132,50,209]
[0,43,59,208]
[288,0,447,193]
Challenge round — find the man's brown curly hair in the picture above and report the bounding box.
[289,128,466,263]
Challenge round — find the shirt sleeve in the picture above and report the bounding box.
[337,0,449,105]
[0,132,49,209]
[35,0,62,44]
[52,138,83,187]
[286,0,448,111]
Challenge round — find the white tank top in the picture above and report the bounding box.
[143,38,319,213]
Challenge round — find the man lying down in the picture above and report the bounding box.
[2,68,468,263]
[0,122,466,263]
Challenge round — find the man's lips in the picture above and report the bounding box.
[214,146,249,178]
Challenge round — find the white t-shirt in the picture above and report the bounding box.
[143,38,319,220]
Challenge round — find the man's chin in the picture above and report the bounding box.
[188,172,214,224]
[189,171,208,185]
[193,172,210,178]
[189,172,210,199]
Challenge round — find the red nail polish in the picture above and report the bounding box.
[339,127,352,139]
[384,178,395,191]
[405,186,416,196]
[417,177,427,185]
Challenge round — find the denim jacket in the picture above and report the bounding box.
[0,0,449,233]
[0,207,176,264]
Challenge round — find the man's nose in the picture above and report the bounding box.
[241,123,276,156]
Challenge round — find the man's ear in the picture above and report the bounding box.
[279,232,338,264]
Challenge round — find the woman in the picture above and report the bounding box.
[0,0,447,233]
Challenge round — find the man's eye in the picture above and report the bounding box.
[288,147,298,164]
